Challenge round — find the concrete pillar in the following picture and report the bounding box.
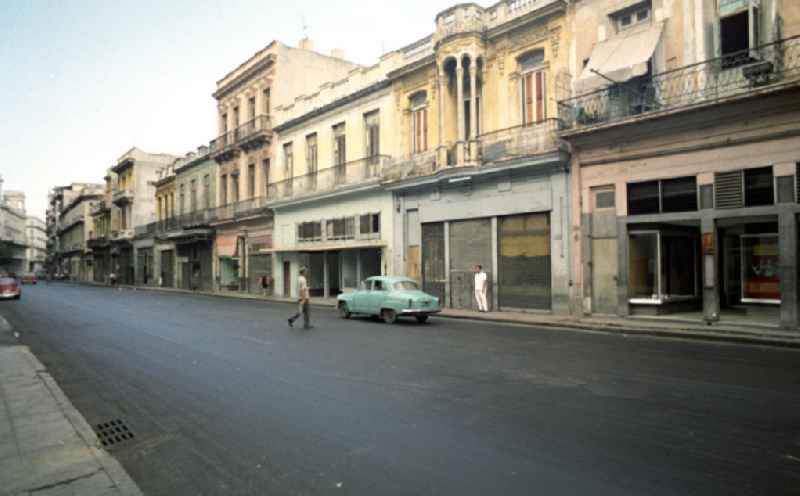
[323,251,330,299]
[701,215,720,323]
[444,221,451,308]
[778,210,798,329]
[456,59,465,165]
[356,249,362,285]
[491,216,498,311]
[469,59,478,163]
[616,219,630,317]
[437,67,446,168]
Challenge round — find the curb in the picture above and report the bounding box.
[66,281,800,349]
[0,314,143,495]
[436,312,800,349]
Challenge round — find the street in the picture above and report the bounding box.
[1,284,799,495]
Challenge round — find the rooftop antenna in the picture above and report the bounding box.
[300,14,309,39]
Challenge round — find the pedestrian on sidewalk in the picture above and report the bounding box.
[288,267,312,329]
[474,265,489,312]
[260,275,270,297]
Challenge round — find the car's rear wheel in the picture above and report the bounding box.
[339,302,351,319]
[382,309,397,324]
[416,315,428,324]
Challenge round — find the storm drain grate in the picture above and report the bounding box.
[95,419,135,447]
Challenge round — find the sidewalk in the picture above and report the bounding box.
[75,281,800,347]
[0,316,142,496]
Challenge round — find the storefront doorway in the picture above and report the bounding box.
[627,224,701,315]
[718,220,781,324]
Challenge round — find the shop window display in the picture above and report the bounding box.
[629,230,698,304]
[741,234,780,303]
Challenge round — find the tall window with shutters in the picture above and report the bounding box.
[333,123,346,184]
[519,50,546,125]
[410,92,428,154]
[364,111,380,169]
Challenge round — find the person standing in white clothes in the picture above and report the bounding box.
[474,265,489,312]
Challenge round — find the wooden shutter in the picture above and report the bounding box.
[535,71,545,122]
[523,74,534,125]
[422,109,428,151]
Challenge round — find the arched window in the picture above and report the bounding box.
[518,49,546,125]
[409,91,428,154]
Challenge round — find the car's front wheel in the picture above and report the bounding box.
[339,302,351,319]
[416,315,428,324]
[382,309,397,324]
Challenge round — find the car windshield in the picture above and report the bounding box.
[394,281,419,291]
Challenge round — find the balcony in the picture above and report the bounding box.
[236,115,272,152]
[208,197,270,223]
[558,36,800,133]
[383,150,438,181]
[479,119,563,164]
[267,155,391,202]
[112,189,134,206]
[91,201,110,216]
[110,229,134,241]
[209,114,272,163]
[87,236,109,249]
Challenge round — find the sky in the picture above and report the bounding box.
[0,0,464,219]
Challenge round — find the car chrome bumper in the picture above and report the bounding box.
[0,292,20,299]
[400,309,441,315]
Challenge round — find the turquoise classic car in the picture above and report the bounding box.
[337,276,441,324]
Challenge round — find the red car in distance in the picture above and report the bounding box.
[0,276,22,300]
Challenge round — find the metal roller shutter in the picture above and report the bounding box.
[498,213,551,310]
[421,223,446,305]
[449,219,492,310]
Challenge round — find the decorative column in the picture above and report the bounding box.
[469,59,478,163]
[456,58,466,165]
[437,67,447,168]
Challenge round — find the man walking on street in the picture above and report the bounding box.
[288,267,312,329]
[474,265,489,312]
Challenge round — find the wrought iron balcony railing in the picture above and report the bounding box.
[111,189,134,205]
[208,197,270,223]
[479,118,562,164]
[266,155,391,202]
[209,115,272,161]
[558,36,800,131]
[383,150,438,181]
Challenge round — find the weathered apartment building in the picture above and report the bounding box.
[264,0,572,315]
[560,0,800,328]
[47,0,800,332]
[46,183,102,278]
[25,216,47,272]
[145,147,217,291]
[0,183,29,274]
[109,148,177,285]
[57,184,104,280]
[207,40,360,294]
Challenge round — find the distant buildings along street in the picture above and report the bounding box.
[44,0,800,331]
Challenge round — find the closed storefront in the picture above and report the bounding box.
[161,249,175,288]
[178,241,213,291]
[249,254,272,295]
[136,247,154,286]
[449,218,492,310]
[498,213,551,310]
[421,223,445,306]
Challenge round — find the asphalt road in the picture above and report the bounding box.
[1,283,799,495]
